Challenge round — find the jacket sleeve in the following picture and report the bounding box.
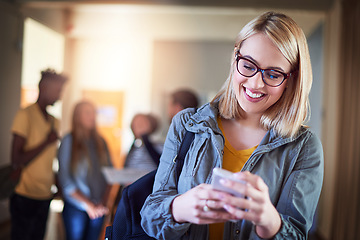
[140,110,193,240]
[270,131,324,239]
[57,135,78,198]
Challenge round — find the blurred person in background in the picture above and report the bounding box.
[124,113,163,172]
[10,68,67,240]
[168,88,199,122]
[125,89,198,172]
[58,100,112,240]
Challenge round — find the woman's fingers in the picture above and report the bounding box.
[219,171,268,202]
[235,171,269,192]
[172,171,281,234]
[172,183,234,224]
[205,199,225,210]
[87,204,109,219]
[172,175,275,225]
[217,171,281,229]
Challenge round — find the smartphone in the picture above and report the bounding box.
[211,168,246,198]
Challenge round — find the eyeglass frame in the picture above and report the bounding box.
[235,51,292,87]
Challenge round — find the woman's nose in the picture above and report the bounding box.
[248,71,265,89]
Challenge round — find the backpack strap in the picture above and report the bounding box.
[141,134,161,165]
[175,130,195,186]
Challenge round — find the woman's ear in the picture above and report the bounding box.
[234,45,240,55]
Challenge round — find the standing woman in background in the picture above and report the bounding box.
[58,100,112,240]
[141,11,323,239]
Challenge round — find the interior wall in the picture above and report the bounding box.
[67,6,324,40]
[0,4,23,168]
[21,17,65,120]
[317,0,342,239]
[151,40,233,136]
[0,2,23,222]
[20,6,67,35]
[307,23,324,138]
[61,37,153,151]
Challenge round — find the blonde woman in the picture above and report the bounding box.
[141,12,323,239]
[58,100,112,240]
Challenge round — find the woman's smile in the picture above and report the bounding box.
[243,86,266,102]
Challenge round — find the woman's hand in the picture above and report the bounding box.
[220,171,281,239]
[71,190,109,220]
[86,203,109,220]
[85,203,99,219]
[171,184,235,224]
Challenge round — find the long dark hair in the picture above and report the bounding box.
[70,100,107,173]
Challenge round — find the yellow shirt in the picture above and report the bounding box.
[11,103,60,199]
[209,117,257,240]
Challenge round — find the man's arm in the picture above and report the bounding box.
[11,130,58,169]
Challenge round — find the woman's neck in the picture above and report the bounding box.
[221,115,266,150]
[237,112,263,130]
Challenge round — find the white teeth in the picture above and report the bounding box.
[245,88,263,98]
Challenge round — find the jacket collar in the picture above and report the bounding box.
[186,102,309,152]
[185,102,221,135]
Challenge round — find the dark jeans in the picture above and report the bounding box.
[62,201,105,240]
[10,193,52,240]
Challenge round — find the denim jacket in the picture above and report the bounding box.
[140,102,324,240]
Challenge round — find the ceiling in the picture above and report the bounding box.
[18,0,335,11]
[15,0,329,41]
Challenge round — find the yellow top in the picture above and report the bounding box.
[209,117,257,240]
[11,103,60,199]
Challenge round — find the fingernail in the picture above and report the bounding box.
[220,178,229,186]
[223,204,230,210]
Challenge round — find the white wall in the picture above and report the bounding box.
[21,18,65,118]
[151,40,233,136]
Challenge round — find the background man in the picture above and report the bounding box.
[10,68,67,240]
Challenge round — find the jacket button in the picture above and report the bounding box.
[221,150,224,155]
[189,123,193,127]
[235,229,240,234]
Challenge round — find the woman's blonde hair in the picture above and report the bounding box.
[70,100,107,173]
[211,11,312,138]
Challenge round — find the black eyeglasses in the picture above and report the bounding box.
[235,52,291,87]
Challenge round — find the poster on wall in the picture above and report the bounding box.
[96,105,117,127]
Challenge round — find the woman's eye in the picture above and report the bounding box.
[269,74,279,80]
[243,63,256,71]
[265,71,282,80]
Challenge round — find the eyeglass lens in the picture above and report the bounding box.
[237,58,286,87]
